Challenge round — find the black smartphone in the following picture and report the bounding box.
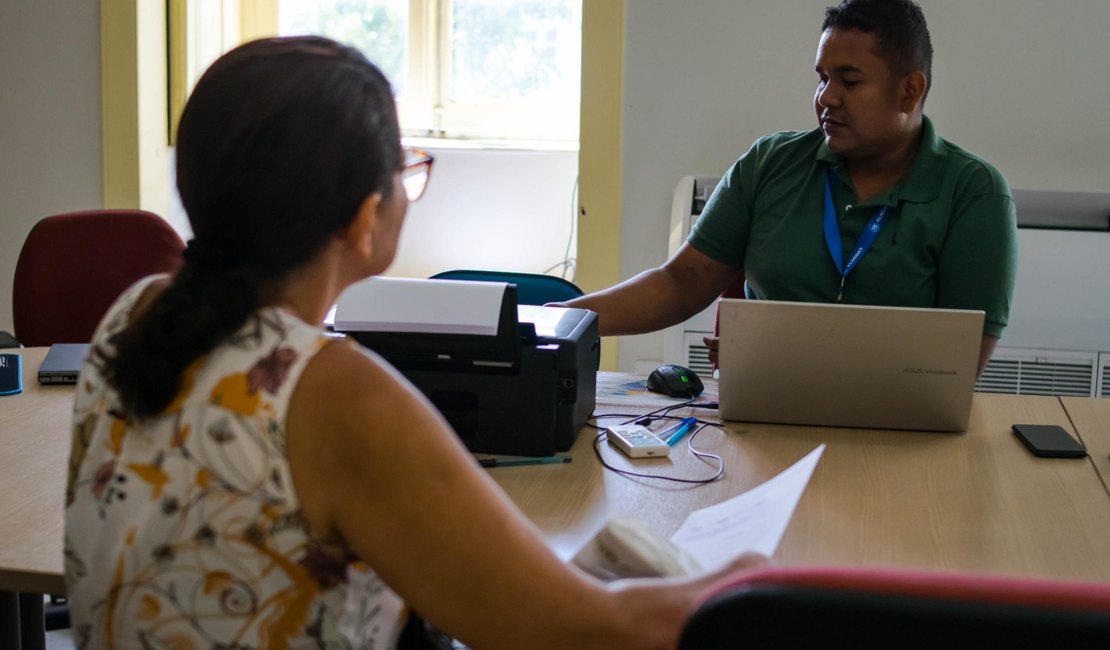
[0,353,22,396]
[1012,424,1086,459]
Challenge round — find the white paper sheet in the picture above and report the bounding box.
[670,444,825,569]
[333,276,507,335]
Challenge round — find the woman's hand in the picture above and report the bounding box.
[604,552,769,650]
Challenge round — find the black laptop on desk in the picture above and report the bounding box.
[37,343,90,384]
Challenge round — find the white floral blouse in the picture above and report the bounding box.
[65,276,408,648]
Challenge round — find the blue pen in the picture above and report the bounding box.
[663,417,698,446]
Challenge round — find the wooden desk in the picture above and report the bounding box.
[1061,396,1110,498]
[0,347,67,596]
[2,361,1109,599]
[1,347,69,649]
[492,374,1110,581]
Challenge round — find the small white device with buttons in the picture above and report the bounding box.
[606,424,671,458]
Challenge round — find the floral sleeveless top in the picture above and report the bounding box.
[65,276,408,649]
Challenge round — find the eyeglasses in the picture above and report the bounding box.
[401,147,434,201]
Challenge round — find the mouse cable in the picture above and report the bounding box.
[585,401,714,432]
[657,398,718,410]
[583,401,695,430]
[620,399,704,426]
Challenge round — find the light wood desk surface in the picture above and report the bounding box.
[492,374,1110,582]
[1062,396,1110,496]
[2,355,1109,598]
[0,347,68,594]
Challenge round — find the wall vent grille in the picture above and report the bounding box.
[681,342,1108,399]
[683,331,714,376]
[976,350,1096,397]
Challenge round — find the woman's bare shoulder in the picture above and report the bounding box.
[127,275,173,325]
[292,337,444,434]
[283,336,463,543]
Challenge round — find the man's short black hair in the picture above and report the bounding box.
[823,0,933,100]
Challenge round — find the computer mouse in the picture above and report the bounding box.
[646,364,704,398]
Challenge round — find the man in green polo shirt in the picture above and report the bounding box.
[563,0,1016,375]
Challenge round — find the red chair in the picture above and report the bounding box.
[680,565,1110,648]
[11,210,184,347]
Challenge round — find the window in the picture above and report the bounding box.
[278,0,582,143]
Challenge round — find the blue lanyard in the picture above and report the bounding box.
[823,168,890,302]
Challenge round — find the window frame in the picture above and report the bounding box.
[281,0,582,144]
[168,0,275,146]
[168,0,581,145]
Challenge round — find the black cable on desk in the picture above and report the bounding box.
[590,407,726,484]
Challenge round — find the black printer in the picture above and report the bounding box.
[339,285,599,456]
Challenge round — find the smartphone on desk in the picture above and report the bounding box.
[1012,424,1086,459]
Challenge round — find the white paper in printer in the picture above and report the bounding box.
[333,276,508,335]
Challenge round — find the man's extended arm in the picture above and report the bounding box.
[978,335,997,378]
[563,244,741,337]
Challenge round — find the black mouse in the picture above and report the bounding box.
[646,364,704,398]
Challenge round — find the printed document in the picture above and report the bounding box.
[573,445,824,579]
[670,444,825,569]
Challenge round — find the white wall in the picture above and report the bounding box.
[168,146,579,281]
[0,1,103,334]
[386,147,579,280]
[617,0,1110,372]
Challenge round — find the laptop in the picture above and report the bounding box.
[716,300,984,432]
[37,343,90,385]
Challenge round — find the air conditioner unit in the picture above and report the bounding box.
[663,178,1110,397]
[980,206,1110,397]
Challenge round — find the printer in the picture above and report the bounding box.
[332,277,599,456]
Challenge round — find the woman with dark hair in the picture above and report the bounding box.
[64,37,762,649]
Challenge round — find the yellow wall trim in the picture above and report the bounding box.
[578,0,624,371]
[100,0,140,209]
[101,0,169,217]
[240,0,279,42]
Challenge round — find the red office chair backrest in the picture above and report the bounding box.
[680,565,1110,649]
[13,210,185,346]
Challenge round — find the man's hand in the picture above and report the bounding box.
[703,335,719,367]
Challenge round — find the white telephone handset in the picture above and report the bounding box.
[571,516,703,580]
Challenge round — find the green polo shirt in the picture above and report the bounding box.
[688,116,1017,338]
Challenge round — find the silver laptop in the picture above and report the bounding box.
[37,343,90,385]
[717,300,984,432]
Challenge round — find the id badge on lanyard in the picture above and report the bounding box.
[823,168,890,302]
